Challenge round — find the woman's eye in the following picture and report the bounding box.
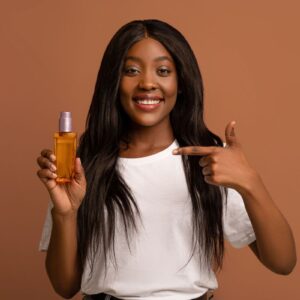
[123,67,139,76]
[158,68,171,76]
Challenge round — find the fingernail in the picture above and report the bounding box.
[50,154,56,161]
[50,164,56,171]
[172,149,179,155]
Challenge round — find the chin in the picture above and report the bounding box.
[132,117,165,127]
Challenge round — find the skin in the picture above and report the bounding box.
[173,121,297,274]
[119,37,178,156]
[37,37,296,298]
[36,37,179,298]
[37,154,85,298]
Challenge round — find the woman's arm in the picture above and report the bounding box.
[240,172,296,274]
[172,121,297,274]
[37,151,86,298]
[46,209,82,298]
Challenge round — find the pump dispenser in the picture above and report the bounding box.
[54,112,77,183]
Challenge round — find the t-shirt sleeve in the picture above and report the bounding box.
[38,201,54,252]
[222,188,256,248]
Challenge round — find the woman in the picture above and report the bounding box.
[37,19,296,300]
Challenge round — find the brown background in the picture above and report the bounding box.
[0,0,299,299]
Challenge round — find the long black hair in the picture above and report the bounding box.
[77,19,226,277]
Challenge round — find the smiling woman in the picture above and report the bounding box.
[119,38,178,131]
[37,19,296,300]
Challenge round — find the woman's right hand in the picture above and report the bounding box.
[37,149,87,216]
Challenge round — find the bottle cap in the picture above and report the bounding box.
[59,112,72,132]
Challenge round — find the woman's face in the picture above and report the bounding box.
[119,38,178,128]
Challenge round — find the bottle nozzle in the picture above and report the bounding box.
[59,111,72,132]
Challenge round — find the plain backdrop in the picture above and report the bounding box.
[0,0,299,299]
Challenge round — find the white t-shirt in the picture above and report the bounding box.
[39,139,256,299]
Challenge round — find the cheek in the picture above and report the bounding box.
[164,75,178,94]
[162,79,178,101]
[119,79,135,114]
[119,76,136,97]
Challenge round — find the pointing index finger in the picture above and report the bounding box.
[172,146,217,156]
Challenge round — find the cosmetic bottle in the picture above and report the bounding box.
[54,112,77,183]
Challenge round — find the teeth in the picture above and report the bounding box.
[136,99,161,104]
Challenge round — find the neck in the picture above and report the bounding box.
[121,119,175,151]
[130,121,173,146]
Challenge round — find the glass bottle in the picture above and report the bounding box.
[54,112,77,183]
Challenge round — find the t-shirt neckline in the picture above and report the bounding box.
[118,139,179,165]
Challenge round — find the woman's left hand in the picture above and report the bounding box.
[172,121,258,193]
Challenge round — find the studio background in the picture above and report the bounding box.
[0,0,299,299]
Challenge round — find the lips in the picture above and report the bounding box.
[132,94,164,102]
[132,94,164,111]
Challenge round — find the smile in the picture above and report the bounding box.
[132,94,164,111]
[132,94,164,105]
[135,99,161,105]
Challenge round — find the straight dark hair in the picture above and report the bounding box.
[77,19,227,278]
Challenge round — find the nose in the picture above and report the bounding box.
[138,72,158,90]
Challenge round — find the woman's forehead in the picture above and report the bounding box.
[125,38,174,63]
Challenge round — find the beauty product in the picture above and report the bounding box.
[54,112,77,183]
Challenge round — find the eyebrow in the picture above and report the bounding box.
[125,56,173,63]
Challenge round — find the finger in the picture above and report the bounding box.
[203,175,215,185]
[203,175,222,186]
[202,166,212,176]
[41,149,56,162]
[73,157,86,185]
[199,156,213,167]
[172,146,217,156]
[225,121,239,147]
[37,168,57,182]
[37,169,58,192]
[37,156,57,171]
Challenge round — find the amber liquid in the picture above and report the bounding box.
[54,132,77,183]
